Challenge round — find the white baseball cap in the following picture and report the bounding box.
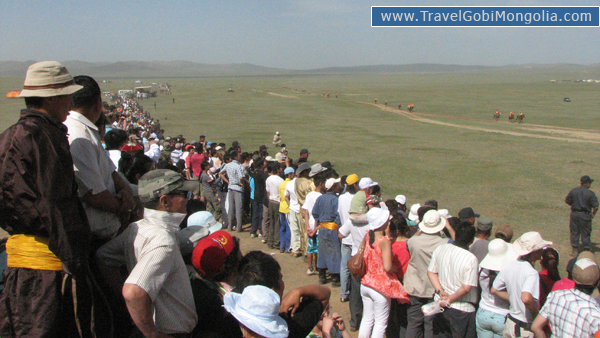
[359,177,378,190]
[395,195,406,205]
[325,177,341,190]
[408,203,421,222]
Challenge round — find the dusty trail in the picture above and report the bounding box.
[271,85,600,143]
[356,100,600,144]
[267,92,297,98]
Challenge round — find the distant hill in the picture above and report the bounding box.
[305,63,492,74]
[0,60,599,78]
[0,60,286,78]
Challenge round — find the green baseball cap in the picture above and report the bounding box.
[138,169,198,203]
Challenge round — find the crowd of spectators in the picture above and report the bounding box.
[1,61,600,338]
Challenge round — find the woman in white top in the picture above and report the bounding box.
[476,239,519,338]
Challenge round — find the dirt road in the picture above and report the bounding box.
[361,101,600,144]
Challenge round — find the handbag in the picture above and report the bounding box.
[347,235,368,278]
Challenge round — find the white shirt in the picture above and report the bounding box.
[180,151,190,163]
[285,178,300,213]
[338,192,354,246]
[145,143,161,163]
[64,111,120,239]
[302,191,322,230]
[96,208,197,334]
[479,269,510,316]
[338,218,369,256]
[493,259,540,323]
[107,149,121,170]
[266,174,284,203]
[428,243,479,313]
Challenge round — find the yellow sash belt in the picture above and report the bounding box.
[6,234,63,271]
[318,222,339,231]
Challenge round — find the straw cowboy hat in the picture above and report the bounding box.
[18,61,83,98]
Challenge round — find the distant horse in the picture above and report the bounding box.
[508,112,515,122]
[408,104,414,112]
[516,113,524,123]
[493,111,501,120]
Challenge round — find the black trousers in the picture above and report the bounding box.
[570,211,592,250]
[349,274,363,328]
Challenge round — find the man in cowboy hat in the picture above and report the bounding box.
[404,210,450,337]
[0,61,98,336]
[491,232,553,338]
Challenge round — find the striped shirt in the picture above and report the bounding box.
[96,208,197,334]
[540,288,600,338]
[223,160,244,192]
[428,243,479,312]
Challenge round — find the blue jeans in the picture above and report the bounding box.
[280,213,291,252]
[476,308,506,338]
[251,199,263,235]
[340,244,352,299]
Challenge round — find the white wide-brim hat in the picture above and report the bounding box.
[18,61,83,98]
[480,239,520,271]
[367,207,391,231]
[223,286,289,338]
[513,231,553,256]
[418,210,446,234]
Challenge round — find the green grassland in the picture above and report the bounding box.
[2,66,600,255]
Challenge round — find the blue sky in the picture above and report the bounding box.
[1,0,598,69]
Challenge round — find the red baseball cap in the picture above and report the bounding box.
[192,231,234,277]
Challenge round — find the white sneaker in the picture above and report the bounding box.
[250,234,257,238]
[306,269,316,276]
[258,233,263,237]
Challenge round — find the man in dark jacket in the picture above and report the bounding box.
[566,175,599,255]
[0,61,97,337]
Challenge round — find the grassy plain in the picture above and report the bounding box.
[2,66,600,256]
